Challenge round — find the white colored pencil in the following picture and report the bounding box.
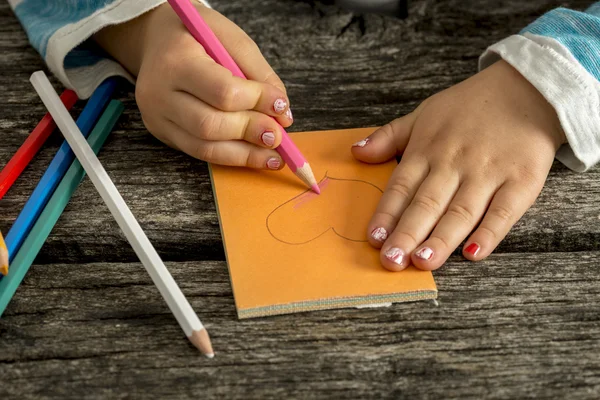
[30,71,214,358]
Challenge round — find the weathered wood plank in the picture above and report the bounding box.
[1,0,600,398]
[1,1,598,262]
[1,251,599,399]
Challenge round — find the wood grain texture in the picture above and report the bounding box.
[1,253,599,399]
[0,0,599,398]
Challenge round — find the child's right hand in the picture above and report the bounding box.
[94,3,292,170]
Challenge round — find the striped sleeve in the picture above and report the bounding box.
[479,3,600,172]
[8,0,210,99]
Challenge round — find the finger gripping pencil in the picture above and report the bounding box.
[167,0,320,194]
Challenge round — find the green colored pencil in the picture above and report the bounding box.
[0,100,123,316]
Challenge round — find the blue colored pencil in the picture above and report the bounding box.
[0,100,124,316]
[4,78,117,262]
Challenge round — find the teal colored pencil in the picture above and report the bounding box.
[0,100,124,316]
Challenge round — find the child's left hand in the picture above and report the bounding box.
[352,60,566,271]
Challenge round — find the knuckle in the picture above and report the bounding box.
[244,147,268,168]
[233,34,260,58]
[135,81,153,112]
[379,123,396,143]
[514,164,543,188]
[446,203,475,225]
[243,150,254,168]
[374,211,399,226]
[241,116,253,141]
[477,225,498,242]
[214,80,240,111]
[431,234,451,250]
[195,112,218,140]
[489,204,514,223]
[396,231,419,247]
[387,179,412,199]
[194,142,214,162]
[134,81,147,101]
[264,70,285,93]
[412,193,442,215]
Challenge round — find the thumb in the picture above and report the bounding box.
[351,111,417,164]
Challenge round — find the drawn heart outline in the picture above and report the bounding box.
[266,174,383,245]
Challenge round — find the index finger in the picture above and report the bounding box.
[175,54,290,120]
[199,7,288,94]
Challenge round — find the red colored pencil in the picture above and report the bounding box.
[0,89,78,199]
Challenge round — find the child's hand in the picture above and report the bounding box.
[95,3,292,169]
[352,60,566,271]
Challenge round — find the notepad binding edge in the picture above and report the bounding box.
[237,289,438,319]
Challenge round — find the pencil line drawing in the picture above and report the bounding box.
[266,172,383,245]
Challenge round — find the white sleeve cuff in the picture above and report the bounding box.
[479,33,600,172]
[46,0,211,99]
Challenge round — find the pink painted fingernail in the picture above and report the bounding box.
[267,157,281,170]
[352,138,370,147]
[465,243,480,257]
[285,107,293,121]
[371,227,388,242]
[384,247,404,265]
[273,98,287,114]
[415,247,434,261]
[261,131,275,147]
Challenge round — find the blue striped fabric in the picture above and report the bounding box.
[521,3,600,81]
[12,0,115,58]
[10,1,600,85]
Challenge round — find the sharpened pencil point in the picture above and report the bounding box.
[189,328,214,357]
[294,163,319,193]
[0,233,8,276]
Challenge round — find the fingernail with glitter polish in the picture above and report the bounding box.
[285,107,293,121]
[415,247,434,261]
[384,247,404,265]
[352,138,370,148]
[267,157,281,170]
[273,98,287,114]
[261,131,275,147]
[371,227,388,242]
[465,243,480,257]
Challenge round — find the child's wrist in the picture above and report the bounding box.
[93,6,156,76]
[492,60,567,149]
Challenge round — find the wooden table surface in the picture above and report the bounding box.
[1,0,599,398]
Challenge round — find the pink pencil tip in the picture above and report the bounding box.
[311,184,321,194]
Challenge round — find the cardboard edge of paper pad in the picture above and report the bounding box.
[237,289,438,319]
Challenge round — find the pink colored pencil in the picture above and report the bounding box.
[167,0,320,194]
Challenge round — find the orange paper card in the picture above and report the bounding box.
[210,127,437,318]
